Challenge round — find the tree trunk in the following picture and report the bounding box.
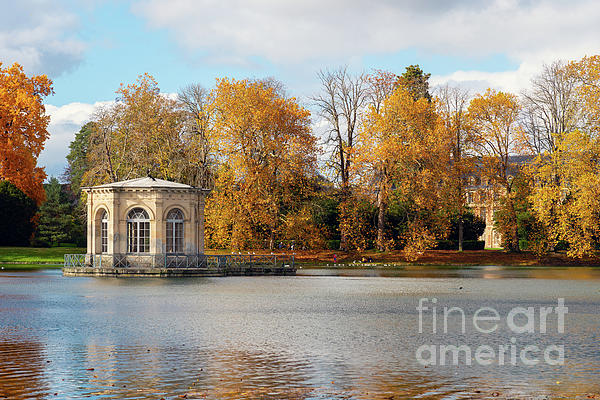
[510,209,520,252]
[377,197,386,251]
[339,185,350,252]
[458,216,464,252]
[339,229,348,252]
[506,197,520,252]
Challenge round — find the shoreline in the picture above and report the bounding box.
[4,263,600,271]
[3,247,600,271]
[295,262,600,269]
[288,249,600,267]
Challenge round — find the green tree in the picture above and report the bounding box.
[65,122,93,194]
[34,177,72,246]
[64,123,92,247]
[448,211,485,242]
[0,180,37,246]
[309,195,340,242]
[398,64,432,101]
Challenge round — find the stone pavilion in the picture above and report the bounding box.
[83,177,210,265]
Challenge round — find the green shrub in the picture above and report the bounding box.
[554,241,569,252]
[435,240,455,250]
[326,239,341,250]
[0,181,37,246]
[435,240,485,250]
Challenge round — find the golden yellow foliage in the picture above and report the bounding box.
[282,206,325,250]
[467,89,522,251]
[204,78,318,250]
[338,195,376,252]
[82,73,185,186]
[529,130,600,258]
[570,55,600,135]
[526,56,600,258]
[355,85,451,258]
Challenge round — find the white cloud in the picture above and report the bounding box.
[430,61,541,94]
[132,0,600,92]
[39,101,112,179]
[0,0,85,76]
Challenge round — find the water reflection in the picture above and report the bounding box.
[0,334,49,399]
[0,268,599,399]
[298,265,600,280]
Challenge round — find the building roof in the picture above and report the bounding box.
[90,177,196,189]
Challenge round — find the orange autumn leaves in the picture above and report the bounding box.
[0,63,53,205]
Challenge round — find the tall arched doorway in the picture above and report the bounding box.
[127,208,150,253]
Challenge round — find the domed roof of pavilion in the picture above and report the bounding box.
[92,177,194,189]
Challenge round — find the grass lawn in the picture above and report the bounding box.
[0,246,86,265]
[0,263,64,270]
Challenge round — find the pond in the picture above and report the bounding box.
[0,267,599,399]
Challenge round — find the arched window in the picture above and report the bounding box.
[101,210,108,253]
[166,208,184,253]
[127,208,150,253]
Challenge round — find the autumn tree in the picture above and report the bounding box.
[570,55,600,135]
[528,130,600,257]
[338,194,377,251]
[204,78,318,250]
[361,69,399,250]
[355,84,450,259]
[467,89,522,251]
[436,84,472,251]
[81,74,213,188]
[526,55,600,257]
[177,83,214,188]
[313,67,369,251]
[367,69,398,113]
[520,61,581,155]
[0,63,53,205]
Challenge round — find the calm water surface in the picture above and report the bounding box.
[1,267,599,399]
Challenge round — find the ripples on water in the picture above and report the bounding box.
[0,268,599,399]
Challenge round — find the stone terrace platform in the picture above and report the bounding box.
[63,254,296,277]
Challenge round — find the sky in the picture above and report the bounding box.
[2,0,600,178]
